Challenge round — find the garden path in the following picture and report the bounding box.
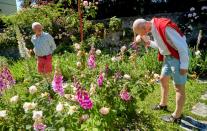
[191,79,207,117]
[181,80,207,130]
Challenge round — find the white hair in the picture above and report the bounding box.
[132,19,146,31]
[32,22,42,29]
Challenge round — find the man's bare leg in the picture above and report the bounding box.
[159,75,170,106]
[172,84,186,118]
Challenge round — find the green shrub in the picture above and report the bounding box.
[0,56,8,67]
[109,16,122,31]
[189,50,207,77]
[136,49,162,74]
[0,4,104,54]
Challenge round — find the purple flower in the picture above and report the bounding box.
[52,73,64,96]
[87,54,96,69]
[72,77,93,110]
[97,72,104,87]
[2,68,15,85]
[0,77,6,92]
[33,123,46,131]
[0,67,15,93]
[76,89,93,110]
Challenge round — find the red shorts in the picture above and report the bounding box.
[37,54,52,74]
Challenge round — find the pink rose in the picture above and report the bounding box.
[120,89,131,101]
[83,1,88,7]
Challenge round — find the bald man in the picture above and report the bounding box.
[133,18,189,124]
[31,22,56,81]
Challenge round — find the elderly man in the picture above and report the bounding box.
[31,22,56,81]
[133,18,189,124]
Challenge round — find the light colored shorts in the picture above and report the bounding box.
[161,56,187,85]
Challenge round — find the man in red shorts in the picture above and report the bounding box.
[31,22,56,82]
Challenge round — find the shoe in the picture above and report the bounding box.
[161,115,183,124]
[152,104,168,111]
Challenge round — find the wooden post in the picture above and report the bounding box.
[78,0,84,42]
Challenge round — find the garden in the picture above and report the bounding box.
[0,1,207,130]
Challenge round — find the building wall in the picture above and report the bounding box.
[0,0,17,15]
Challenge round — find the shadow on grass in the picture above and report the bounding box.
[181,116,207,131]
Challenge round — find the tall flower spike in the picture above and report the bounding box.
[0,74,6,92]
[72,77,93,110]
[1,67,15,86]
[97,72,104,87]
[16,28,30,59]
[0,67,15,93]
[52,70,64,96]
[87,54,96,69]
[76,89,93,110]
[87,47,96,69]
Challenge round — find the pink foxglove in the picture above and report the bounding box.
[0,67,15,93]
[52,73,64,96]
[97,72,104,87]
[76,89,93,110]
[87,54,96,69]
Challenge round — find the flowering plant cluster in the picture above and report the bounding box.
[82,0,99,18]
[87,46,96,69]
[186,7,199,23]
[178,6,207,36]
[0,45,157,130]
[0,67,15,93]
[189,49,207,77]
[76,89,93,110]
[52,69,64,96]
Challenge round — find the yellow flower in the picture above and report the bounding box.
[41,92,49,98]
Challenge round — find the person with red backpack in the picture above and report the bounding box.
[133,18,189,124]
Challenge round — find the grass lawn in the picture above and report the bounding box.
[138,80,207,130]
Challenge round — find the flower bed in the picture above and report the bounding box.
[0,45,162,130]
[0,43,207,130]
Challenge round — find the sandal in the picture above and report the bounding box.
[152,104,168,111]
[161,115,183,124]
